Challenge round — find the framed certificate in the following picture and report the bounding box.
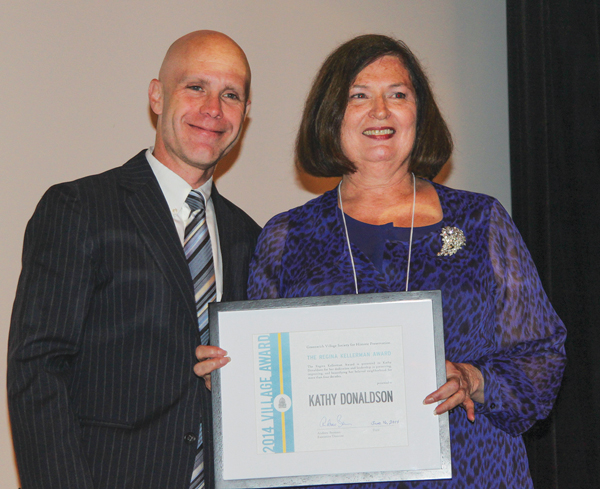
[209,291,450,488]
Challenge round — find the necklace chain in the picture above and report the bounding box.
[338,173,416,294]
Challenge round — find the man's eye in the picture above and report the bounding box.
[224,93,240,100]
[188,85,203,91]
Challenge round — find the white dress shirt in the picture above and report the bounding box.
[146,148,223,301]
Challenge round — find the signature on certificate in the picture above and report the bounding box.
[319,415,352,428]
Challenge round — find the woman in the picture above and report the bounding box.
[248,35,566,488]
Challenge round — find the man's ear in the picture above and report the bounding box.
[148,79,163,115]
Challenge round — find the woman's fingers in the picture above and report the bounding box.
[423,360,483,422]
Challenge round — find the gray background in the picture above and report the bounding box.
[0,1,508,485]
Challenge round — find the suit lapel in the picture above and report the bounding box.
[119,152,196,325]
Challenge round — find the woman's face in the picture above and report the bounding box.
[340,55,417,174]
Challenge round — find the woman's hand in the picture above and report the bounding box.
[193,345,230,390]
[423,361,485,422]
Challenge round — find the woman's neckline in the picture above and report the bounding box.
[341,210,442,230]
[337,176,444,228]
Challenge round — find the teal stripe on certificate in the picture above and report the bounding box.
[269,333,295,453]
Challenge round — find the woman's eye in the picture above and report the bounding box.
[393,92,406,99]
[350,93,366,99]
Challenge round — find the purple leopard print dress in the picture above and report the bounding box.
[247,182,566,489]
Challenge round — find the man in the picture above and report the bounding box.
[8,31,261,489]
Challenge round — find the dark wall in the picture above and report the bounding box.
[506,1,600,487]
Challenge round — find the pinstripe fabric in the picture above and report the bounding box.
[7,151,261,489]
[185,190,215,489]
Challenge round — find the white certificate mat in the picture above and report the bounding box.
[210,291,450,488]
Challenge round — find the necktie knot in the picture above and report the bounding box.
[186,190,205,213]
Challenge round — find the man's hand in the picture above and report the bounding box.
[193,345,230,390]
[423,360,484,422]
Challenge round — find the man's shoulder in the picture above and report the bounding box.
[47,150,150,193]
[211,185,261,237]
[33,151,152,218]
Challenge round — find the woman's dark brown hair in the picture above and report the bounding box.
[296,34,453,180]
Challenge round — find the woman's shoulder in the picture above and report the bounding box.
[432,181,505,213]
[264,188,338,227]
[430,181,512,233]
[432,181,498,205]
[258,188,339,252]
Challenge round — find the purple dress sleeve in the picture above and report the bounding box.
[470,200,566,435]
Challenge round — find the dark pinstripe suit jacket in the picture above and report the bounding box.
[7,150,261,489]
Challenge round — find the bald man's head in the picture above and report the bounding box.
[159,30,251,99]
[149,30,251,187]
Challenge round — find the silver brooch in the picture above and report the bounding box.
[437,226,466,256]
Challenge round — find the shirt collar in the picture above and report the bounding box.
[146,147,213,214]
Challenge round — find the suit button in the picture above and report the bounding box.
[184,432,197,444]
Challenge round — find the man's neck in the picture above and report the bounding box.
[151,146,215,189]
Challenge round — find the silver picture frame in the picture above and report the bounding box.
[209,290,450,488]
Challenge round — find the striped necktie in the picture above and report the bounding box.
[184,189,216,489]
[185,190,216,344]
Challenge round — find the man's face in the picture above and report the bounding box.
[150,41,250,175]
